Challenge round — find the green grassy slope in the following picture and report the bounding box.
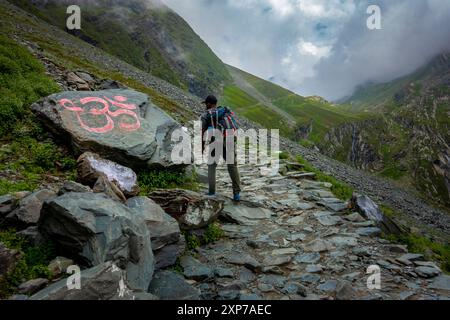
[219,85,293,137]
[327,53,450,208]
[0,35,77,195]
[10,0,232,97]
[222,66,370,143]
[341,53,450,112]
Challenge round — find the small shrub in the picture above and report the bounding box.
[169,258,184,275]
[0,135,77,196]
[203,223,225,244]
[185,234,201,251]
[385,233,450,273]
[300,139,315,148]
[138,168,199,195]
[0,35,60,137]
[0,230,56,298]
[279,151,290,160]
[0,179,38,196]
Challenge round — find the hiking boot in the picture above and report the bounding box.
[233,193,241,202]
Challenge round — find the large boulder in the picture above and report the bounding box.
[3,190,57,229]
[350,194,403,235]
[31,262,157,300]
[38,192,154,291]
[149,190,223,230]
[127,197,184,269]
[154,236,186,270]
[77,152,140,197]
[32,89,183,170]
[126,197,181,250]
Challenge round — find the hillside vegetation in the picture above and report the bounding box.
[11,0,232,97]
[323,54,450,209]
[0,35,76,196]
[221,65,370,144]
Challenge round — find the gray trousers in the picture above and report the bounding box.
[208,163,241,195]
[207,137,241,195]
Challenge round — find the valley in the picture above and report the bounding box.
[0,0,448,300]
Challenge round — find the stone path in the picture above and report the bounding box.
[184,161,450,300]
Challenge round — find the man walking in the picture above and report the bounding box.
[201,95,241,202]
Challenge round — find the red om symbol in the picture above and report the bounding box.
[59,95,141,134]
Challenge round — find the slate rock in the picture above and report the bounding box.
[149,270,200,300]
[298,274,321,284]
[5,190,57,228]
[48,257,74,277]
[295,252,321,264]
[154,236,186,270]
[428,275,450,292]
[316,215,343,227]
[18,278,49,295]
[335,281,356,300]
[16,226,44,246]
[77,152,140,197]
[303,239,334,252]
[350,194,402,234]
[58,181,92,195]
[317,280,339,292]
[226,253,261,272]
[0,242,23,276]
[31,262,150,300]
[38,192,154,291]
[180,256,213,281]
[149,189,223,230]
[215,267,234,278]
[32,89,182,170]
[415,266,441,278]
[127,196,181,250]
[221,203,273,226]
[93,174,127,202]
[281,282,307,297]
[0,194,18,217]
[356,227,382,237]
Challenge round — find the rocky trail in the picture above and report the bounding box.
[2,0,449,236]
[0,0,449,301]
[168,159,450,300]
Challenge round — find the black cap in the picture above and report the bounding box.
[202,95,218,105]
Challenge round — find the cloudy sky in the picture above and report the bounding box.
[160,0,450,101]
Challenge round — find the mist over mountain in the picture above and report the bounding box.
[162,0,450,101]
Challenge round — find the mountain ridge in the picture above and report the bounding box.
[0,0,448,240]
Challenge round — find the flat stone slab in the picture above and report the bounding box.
[303,239,334,252]
[180,256,213,281]
[226,253,261,271]
[356,227,382,237]
[221,204,273,226]
[428,275,450,291]
[318,201,348,212]
[295,252,321,264]
[149,271,200,300]
[329,236,358,247]
[316,215,343,226]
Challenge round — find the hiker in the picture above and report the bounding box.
[201,95,242,202]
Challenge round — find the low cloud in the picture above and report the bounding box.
[161,0,450,100]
